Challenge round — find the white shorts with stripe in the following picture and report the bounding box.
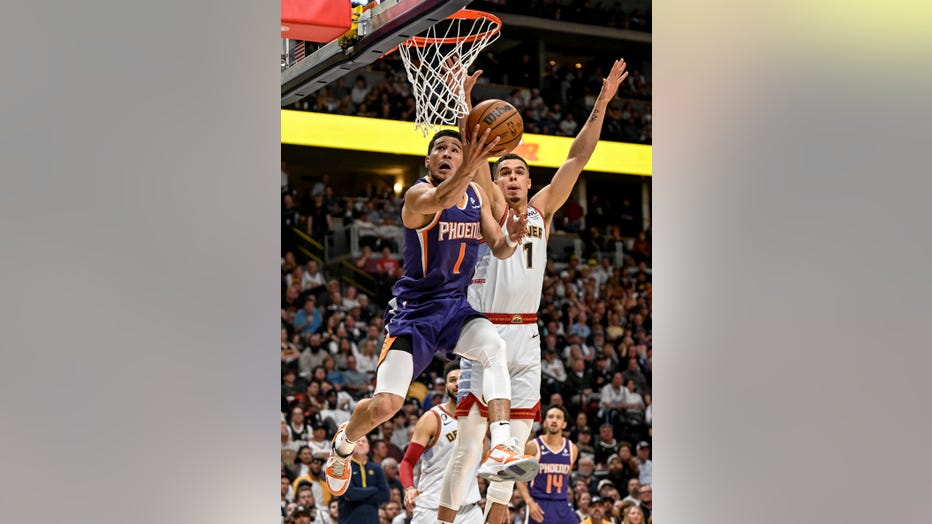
[457,321,542,420]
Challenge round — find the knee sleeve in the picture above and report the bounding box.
[372,347,414,398]
[485,418,535,508]
[456,319,510,402]
[439,406,488,511]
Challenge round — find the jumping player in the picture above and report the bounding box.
[400,363,483,524]
[439,58,630,524]
[324,126,538,498]
[517,405,579,524]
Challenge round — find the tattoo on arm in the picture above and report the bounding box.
[588,109,600,124]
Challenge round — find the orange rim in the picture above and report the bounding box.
[400,9,501,48]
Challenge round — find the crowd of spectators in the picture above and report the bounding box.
[281,172,653,523]
[285,0,652,145]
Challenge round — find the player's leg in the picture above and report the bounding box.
[324,338,413,496]
[453,318,512,446]
[483,418,534,524]
[486,326,542,523]
[455,319,538,483]
[437,404,488,523]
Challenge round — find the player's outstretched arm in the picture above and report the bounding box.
[478,185,526,259]
[400,410,440,512]
[530,58,629,226]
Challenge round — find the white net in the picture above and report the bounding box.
[397,11,501,136]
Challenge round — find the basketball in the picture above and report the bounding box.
[465,99,524,156]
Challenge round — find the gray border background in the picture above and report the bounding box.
[2,1,931,522]
[654,1,932,522]
[1,0,277,522]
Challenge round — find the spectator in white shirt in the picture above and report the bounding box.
[541,348,568,396]
[599,371,627,427]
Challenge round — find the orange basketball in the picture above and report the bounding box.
[465,99,524,156]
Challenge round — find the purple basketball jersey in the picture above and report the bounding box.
[392,178,483,301]
[380,179,486,378]
[529,437,573,501]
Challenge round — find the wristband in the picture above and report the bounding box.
[505,235,518,248]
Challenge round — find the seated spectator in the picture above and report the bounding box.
[622,358,647,395]
[377,214,402,252]
[293,297,322,336]
[340,355,372,399]
[301,260,327,299]
[322,356,346,391]
[356,244,381,275]
[593,424,620,467]
[356,213,381,249]
[305,422,331,460]
[576,426,596,458]
[350,338,377,377]
[575,491,593,522]
[635,442,652,487]
[599,372,627,427]
[631,230,651,264]
[376,246,401,278]
[621,478,640,506]
[580,496,611,524]
[298,334,328,377]
[281,328,301,366]
[558,112,579,136]
[319,389,351,432]
[617,443,640,485]
[541,348,567,397]
[560,198,586,232]
[564,357,594,407]
[282,367,308,405]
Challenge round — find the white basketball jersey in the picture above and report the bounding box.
[414,406,480,509]
[468,205,547,313]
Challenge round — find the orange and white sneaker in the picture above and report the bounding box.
[476,437,539,482]
[323,422,353,496]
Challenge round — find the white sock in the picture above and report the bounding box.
[489,420,511,447]
[334,429,356,457]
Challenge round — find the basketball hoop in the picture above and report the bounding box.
[396,9,501,136]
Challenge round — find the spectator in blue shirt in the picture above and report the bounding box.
[293,297,322,336]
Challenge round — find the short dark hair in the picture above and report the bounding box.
[492,153,529,178]
[545,404,569,421]
[443,361,460,380]
[427,130,462,155]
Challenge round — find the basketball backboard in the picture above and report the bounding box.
[282,0,473,107]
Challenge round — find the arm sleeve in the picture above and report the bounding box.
[399,441,426,488]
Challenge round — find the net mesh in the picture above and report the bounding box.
[397,12,501,136]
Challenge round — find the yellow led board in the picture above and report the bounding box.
[282,110,651,176]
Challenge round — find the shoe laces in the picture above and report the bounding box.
[502,437,523,454]
[330,452,348,476]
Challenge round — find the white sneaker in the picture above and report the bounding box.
[323,422,353,496]
[476,437,539,482]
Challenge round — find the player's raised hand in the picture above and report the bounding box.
[505,208,529,246]
[600,58,629,100]
[461,123,501,173]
